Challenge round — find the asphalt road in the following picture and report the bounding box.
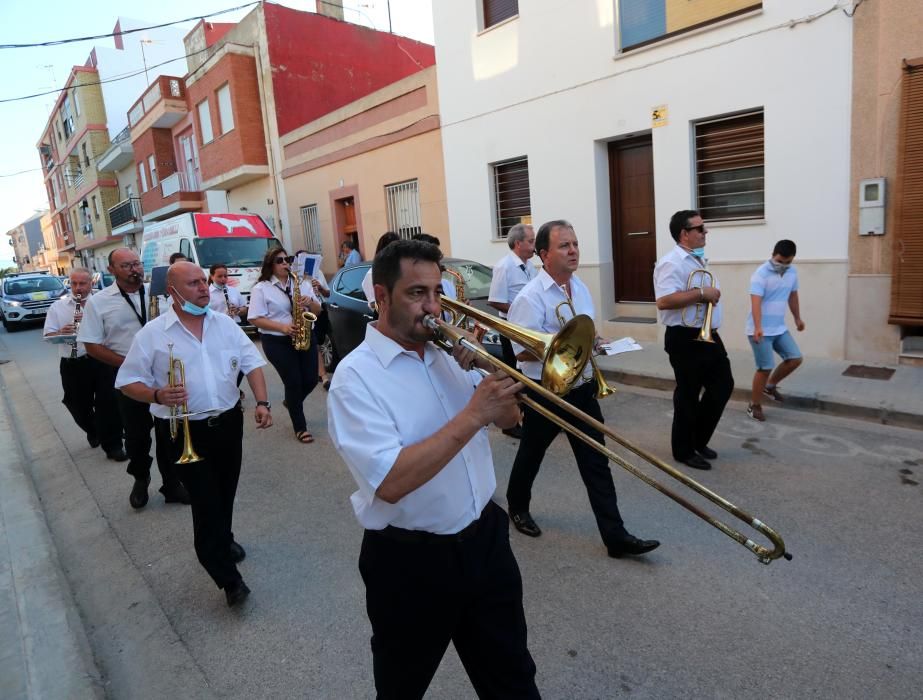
[2,321,921,699]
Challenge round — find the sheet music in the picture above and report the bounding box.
[598,337,643,356]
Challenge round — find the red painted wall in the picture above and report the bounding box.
[264,4,436,136]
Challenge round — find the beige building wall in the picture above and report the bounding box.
[226,177,275,230]
[846,0,923,362]
[280,67,447,280]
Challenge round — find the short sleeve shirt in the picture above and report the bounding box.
[488,252,538,318]
[746,262,799,336]
[653,245,723,329]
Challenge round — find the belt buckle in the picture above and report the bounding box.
[206,414,221,428]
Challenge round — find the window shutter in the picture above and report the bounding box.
[493,157,531,238]
[889,59,923,324]
[695,110,764,221]
[484,0,518,28]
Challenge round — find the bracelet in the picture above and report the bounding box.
[153,388,160,405]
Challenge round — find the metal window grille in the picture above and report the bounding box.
[300,204,322,253]
[492,156,531,239]
[385,179,422,239]
[694,109,765,221]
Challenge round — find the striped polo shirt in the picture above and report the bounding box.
[746,261,799,336]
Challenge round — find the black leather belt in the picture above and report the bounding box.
[373,515,482,544]
[61,355,89,363]
[158,402,241,429]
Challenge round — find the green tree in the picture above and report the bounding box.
[0,267,18,278]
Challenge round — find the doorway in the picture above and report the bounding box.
[608,136,656,302]
[334,196,359,252]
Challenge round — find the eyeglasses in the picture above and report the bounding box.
[117,261,144,270]
[273,255,295,264]
[686,224,707,233]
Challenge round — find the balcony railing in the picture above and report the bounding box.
[108,197,142,229]
[161,171,199,197]
[128,75,186,128]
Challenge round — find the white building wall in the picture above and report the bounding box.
[435,0,853,358]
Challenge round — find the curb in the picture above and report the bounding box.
[602,368,922,431]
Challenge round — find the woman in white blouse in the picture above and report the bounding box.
[247,247,323,444]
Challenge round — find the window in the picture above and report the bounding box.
[694,109,764,221]
[483,0,518,29]
[618,0,761,52]
[334,265,370,301]
[217,84,234,134]
[139,162,148,193]
[82,142,90,167]
[92,195,100,220]
[300,204,322,253]
[491,156,531,239]
[385,180,422,238]
[197,100,214,144]
[148,155,158,188]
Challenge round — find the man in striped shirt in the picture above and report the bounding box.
[746,239,806,421]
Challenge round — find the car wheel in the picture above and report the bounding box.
[320,335,339,373]
[3,318,16,332]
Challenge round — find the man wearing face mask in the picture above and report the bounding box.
[745,239,805,421]
[653,210,733,471]
[116,262,273,606]
[79,248,189,508]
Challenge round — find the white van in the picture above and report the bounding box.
[140,212,282,309]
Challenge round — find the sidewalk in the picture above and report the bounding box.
[596,341,923,429]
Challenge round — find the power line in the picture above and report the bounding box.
[0,1,260,49]
[0,168,44,178]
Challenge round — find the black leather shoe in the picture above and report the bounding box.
[608,535,661,558]
[129,476,151,509]
[161,482,191,505]
[106,448,129,462]
[502,424,523,439]
[87,434,100,448]
[696,446,718,460]
[225,579,251,607]
[510,511,541,537]
[229,541,246,564]
[678,454,712,470]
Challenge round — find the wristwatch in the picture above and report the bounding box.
[256,400,271,409]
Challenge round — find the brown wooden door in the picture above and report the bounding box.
[609,137,656,302]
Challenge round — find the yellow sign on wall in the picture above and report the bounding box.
[652,105,668,128]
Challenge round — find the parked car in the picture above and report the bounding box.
[91,272,115,290]
[0,271,67,331]
[322,257,503,372]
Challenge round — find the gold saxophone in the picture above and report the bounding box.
[289,269,317,351]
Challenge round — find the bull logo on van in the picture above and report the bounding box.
[208,216,258,235]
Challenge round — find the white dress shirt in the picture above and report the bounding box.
[361,267,375,309]
[77,282,149,356]
[43,293,92,358]
[208,284,246,324]
[508,269,596,383]
[653,245,723,329]
[488,252,538,318]
[115,306,266,420]
[247,276,319,336]
[327,323,495,534]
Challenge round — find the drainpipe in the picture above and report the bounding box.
[252,19,285,248]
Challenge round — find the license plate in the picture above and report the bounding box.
[30,291,50,301]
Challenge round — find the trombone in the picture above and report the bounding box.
[682,269,716,343]
[167,342,203,464]
[431,297,791,565]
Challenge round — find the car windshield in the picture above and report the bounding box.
[4,276,64,295]
[443,260,493,299]
[193,237,282,268]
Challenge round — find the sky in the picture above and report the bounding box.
[0,0,434,267]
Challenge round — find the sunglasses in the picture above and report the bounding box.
[686,224,707,233]
[273,255,295,264]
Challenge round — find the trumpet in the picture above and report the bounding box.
[682,269,716,343]
[554,286,615,399]
[432,296,791,565]
[167,342,202,464]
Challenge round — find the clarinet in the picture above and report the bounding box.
[70,293,83,359]
[221,286,234,317]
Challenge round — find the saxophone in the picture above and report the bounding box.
[289,269,317,351]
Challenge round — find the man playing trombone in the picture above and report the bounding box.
[506,219,660,559]
[653,210,734,471]
[328,240,540,698]
[115,262,273,607]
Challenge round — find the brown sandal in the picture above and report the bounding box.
[295,430,314,444]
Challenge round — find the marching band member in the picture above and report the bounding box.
[115,261,272,607]
[506,220,660,558]
[247,247,323,444]
[208,263,247,324]
[328,240,540,698]
[43,267,122,455]
[79,248,189,508]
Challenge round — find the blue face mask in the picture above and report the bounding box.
[690,247,705,258]
[172,288,210,316]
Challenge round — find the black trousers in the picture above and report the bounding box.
[359,501,539,700]
[506,381,627,547]
[260,333,318,434]
[115,390,180,490]
[664,326,734,460]
[499,336,517,369]
[87,358,124,453]
[161,406,243,590]
[59,356,97,441]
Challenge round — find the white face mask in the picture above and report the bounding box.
[769,260,790,274]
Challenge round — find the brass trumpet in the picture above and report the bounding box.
[554,286,615,399]
[433,297,791,565]
[682,269,716,343]
[167,342,202,464]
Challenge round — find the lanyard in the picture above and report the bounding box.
[273,278,294,311]
[118,284,146,326]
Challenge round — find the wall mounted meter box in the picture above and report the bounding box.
[859,177,886,235]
